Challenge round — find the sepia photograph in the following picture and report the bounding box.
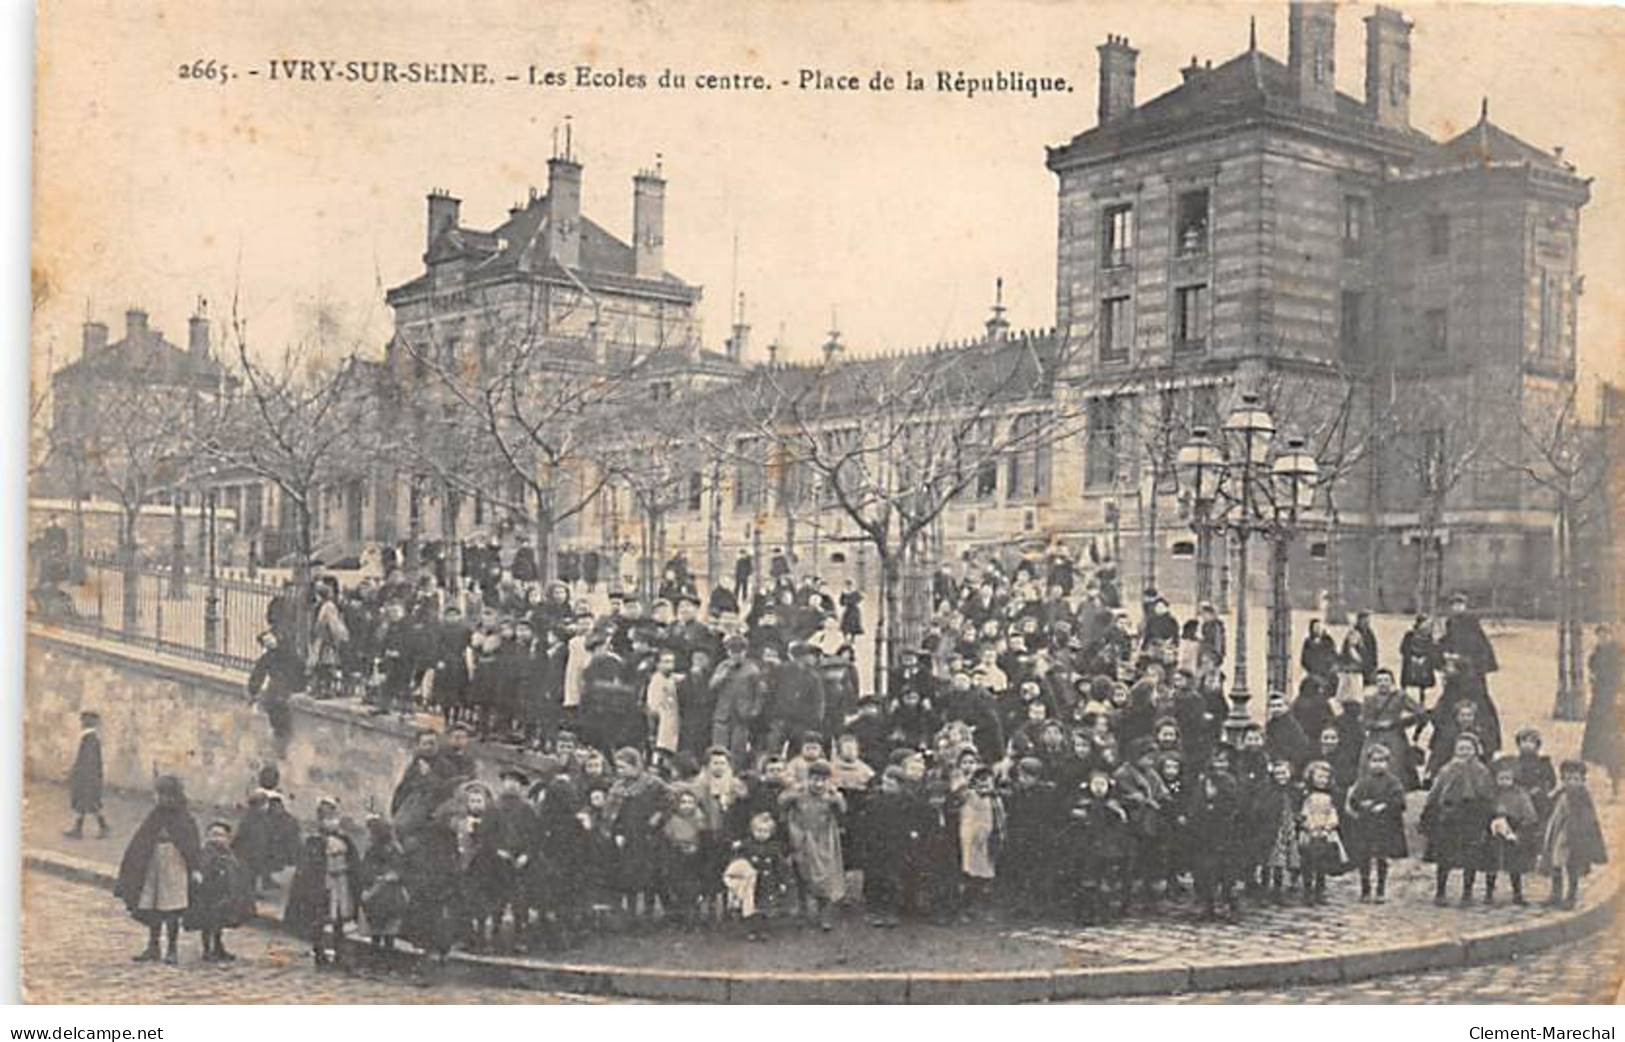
[15,0,1625,1009]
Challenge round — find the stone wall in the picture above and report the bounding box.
[24,624,526,819]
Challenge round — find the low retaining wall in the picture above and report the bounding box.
[24,623,529,814]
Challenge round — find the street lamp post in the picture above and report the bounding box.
[1219,394,1275,742]
[1180,394,1322,748]
[1267,437,1320,695]
[1177,427,1223,605]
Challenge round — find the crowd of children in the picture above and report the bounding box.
[107,542,1613,966]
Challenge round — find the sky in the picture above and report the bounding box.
[30,0,1625,403]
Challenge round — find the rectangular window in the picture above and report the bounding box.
[1086,398,1121,489]
[1192,385,1221,431]
[1101,204,1134,268]
[473,492,485,526]
[1006,413,1049,501]
[1343,195,1368,255]
[346,480,364,543]
[1539,270,1563,353]
[1100,296,1130,363]
[650,380,674,403]
[1340,291,1367,362]
[1174,284,1208,352]
[1427,214,1450,258]
[734,438,764,510]
[1424,308,1448,355]
[1176,189,1210,256]
[686,472,703,513]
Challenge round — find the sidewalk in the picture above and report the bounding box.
[25,776,1621,1001]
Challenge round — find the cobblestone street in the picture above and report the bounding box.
[20,871,599,1005]
[21,869,1622,1003]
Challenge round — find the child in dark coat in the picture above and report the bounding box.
[284,796,363,967]
[659,788,711,927]
[1539,760,1609,908]
[1483,757,1539,906]
[1066,769,1132,924]
[359,816,409,951]
[1187,763,1243,921]
[114,775,201,965]
[185,821,255,961]
[726,811,792,941]
[1421,733,1496,906]
[1511,727,1558,827]
[65,710,108,839]
[1343,744,1407,903]
[1258,759,1302,904]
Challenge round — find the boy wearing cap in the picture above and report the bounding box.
[779,760,846,930]
[710,634,764,764]
[186,820,254,961]
[65,710,108,839]
[285,796,362,967]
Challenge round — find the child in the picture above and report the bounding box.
[1263,692,1312,775]
[779,760,847,930]
[401,801,462,964]
[285,796,362,968]
[952,767,1004,921]
[359,816,409,951]
[65,710,108,839]
[459,783,507,950]
[1067,768,1131,924]
[1343,745,1407,903]
[1511,727,1558,826]
[1420,733,1495,906]
[644,649,680,767]
[490,769,539,946]
[1187,762,1242,921]
[1538,760,1609,909]
[1113,739,1170,910]
[1259,759,1302,904]
[659,788,711,927]
[186,821,255,962]
[785,733,829,791]
[860,766,922,927]
[1484,757,1539,906]
[1297,761,1347,905]
[114,775,201,965]
[725,811,792,940]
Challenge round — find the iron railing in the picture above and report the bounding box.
[29,553,277,671]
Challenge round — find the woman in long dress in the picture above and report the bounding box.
[1582,624,1621,799]
[115,775,202,964]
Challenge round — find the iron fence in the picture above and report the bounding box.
[29,553,277,671]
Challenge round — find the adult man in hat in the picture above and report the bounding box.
[765,642,828,757]
[710,634,764,764]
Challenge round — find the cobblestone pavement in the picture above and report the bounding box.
[22,868,1621,1003]
[24,776,1623,976]
[20,871,601,1005]
[1114,929,1625,1004]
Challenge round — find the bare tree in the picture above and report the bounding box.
[1388,379,1497,615]
[1500,382,1609,718]
[199,303,386,656]
[394,286,679,588]
[708,332,1080,691]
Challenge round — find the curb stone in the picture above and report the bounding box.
[24,849,1618,1003]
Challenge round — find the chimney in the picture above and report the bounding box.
[187,299,210,358]
[1288,2,1338,113]
[1096,35,1138,125]
[633,161,665,280]
[1364,5,1412,129]
[426,189,460,253]
[546,155,583,269]
[82,320,108,356]
[125,308,148,344]
[1181,56,1205,84]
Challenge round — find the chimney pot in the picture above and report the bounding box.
[125,308,148,343]
[426,190,461,254]
[188,303,210,358]
[1363,5,1413,128]
[1289,1,1338,113]
[633,165,666,280]
[82,320,108,356]
[546,155,583,269]
[1096,34,1139,125]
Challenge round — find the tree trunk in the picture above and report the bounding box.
[534,483,555,591]
[442,486,462,601]
[292,498,314,665]
[405,477,422,575]
[1143,482,1159,599]
[1554,501,1585,720]
[169,495,187,599]
[705,461,722,592]
[1325,493,1347,625]
[120,509,140,632]
[879,549,900,699]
